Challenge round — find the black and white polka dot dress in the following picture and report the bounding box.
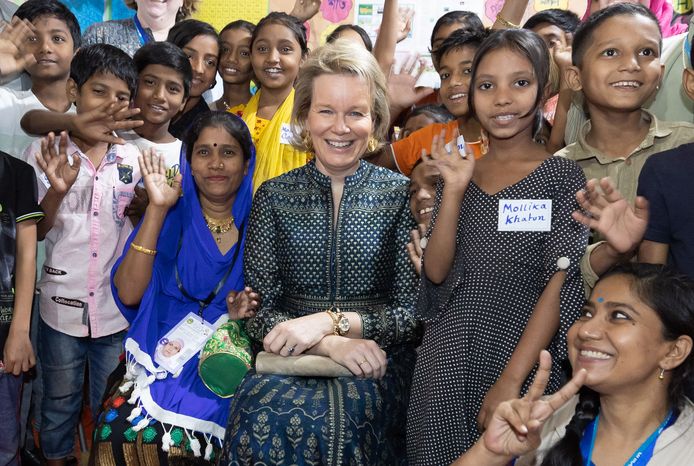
[407,157,589,465]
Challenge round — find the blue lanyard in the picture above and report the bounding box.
[133,14,151,46]
[581,409,675,466]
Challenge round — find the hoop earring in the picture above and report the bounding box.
[366,137,379,153]
[658,367,665,380]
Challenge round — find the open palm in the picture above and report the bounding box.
[572,177,648,254]
[35,132,80,195]
[138,149,180,209]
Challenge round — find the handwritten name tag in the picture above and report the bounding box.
[497,199,552,231]
[279,123,293,145]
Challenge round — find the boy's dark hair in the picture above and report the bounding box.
[430,11,484,51]
[70,44,138,99]
[540,263,694,466]
[167,19,219,50]
[14,0,81,48]
[326,24,373,52]
[468,29,549,140]
[522,8,581,33]
[252,12,309,58]
[572,3,661,68]
[133,42,193,98]
[185,111,253,163]
[405,104,455,126]
[432,28,487,68]
[220,19,255,37]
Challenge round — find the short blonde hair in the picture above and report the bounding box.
[125,0,199,22]
[291,39,390,153]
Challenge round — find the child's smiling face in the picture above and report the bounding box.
[573,14,662,114]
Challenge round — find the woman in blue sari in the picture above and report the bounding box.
[91,111,257,464]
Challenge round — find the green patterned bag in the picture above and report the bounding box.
[198,320,252,398]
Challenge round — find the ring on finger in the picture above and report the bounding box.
[359,359,369,365]
[287,345,296,355]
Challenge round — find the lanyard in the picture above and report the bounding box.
[133,14,151,46]
[174,222,244,319]
[582,409,675,466]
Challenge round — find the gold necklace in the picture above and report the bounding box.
[203,212,234,243]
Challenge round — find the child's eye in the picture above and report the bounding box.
[578,308,593,320]
[168,85,181,93]
[601,48,618,57]
[462,67,472,75]
[478,82,493,90]
[439,72,450,81]
[52,35,65,43]
[240,50,250,57]
[256,46,268,53]
[144,78,155,86]
[281,46,294,53]
[117,95,129,102]
[515,79,530,87]
[27,35,38,43]
[205,59,217,67]
[640,48,657,57]
[221,46,230,54]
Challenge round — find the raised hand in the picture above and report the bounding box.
[227,287,260,320]
[0,17,37,77]
[137,149,181,209]
[429,128,475,194]
[35,132,81,195]
[395,7,414,43]
[482,351,586,457]
[406,223,427,275]
[71,101,143,145]
[572,177,648,254]
[289,0,321,22]
[387,55,434,116]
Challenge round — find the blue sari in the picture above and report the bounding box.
[109,144,255,453]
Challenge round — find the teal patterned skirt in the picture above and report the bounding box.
[219,346,417,466]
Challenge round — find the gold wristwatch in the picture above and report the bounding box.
[326,306,350,336]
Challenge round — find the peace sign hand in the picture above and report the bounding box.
[137,149,181,209]
[35,132,81,195]
[429,128,474,195]
[482,350,587,458]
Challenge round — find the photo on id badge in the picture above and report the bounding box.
[155,312,215,373]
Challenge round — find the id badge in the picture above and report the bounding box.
[154,312,215,374]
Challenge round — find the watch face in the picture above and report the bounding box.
[338,316,350,333]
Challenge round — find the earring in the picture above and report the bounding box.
[658,367,665,380]
[366,137,379,153]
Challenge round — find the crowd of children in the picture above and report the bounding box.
[2,0,694,464]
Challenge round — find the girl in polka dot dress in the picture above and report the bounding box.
[407,29,589,465]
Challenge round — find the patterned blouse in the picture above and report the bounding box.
[244,159,422,348]
[82,18,153,58]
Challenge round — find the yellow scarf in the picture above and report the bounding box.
[242,88,309,192]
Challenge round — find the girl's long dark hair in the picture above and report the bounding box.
[541,263,694,466]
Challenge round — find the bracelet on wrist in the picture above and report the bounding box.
[495,14,520,29]
[130,242,156,256]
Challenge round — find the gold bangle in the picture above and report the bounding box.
[495,14,520,29]
[130,242,156,256]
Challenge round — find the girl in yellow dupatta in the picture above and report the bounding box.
[243,12,310,191]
